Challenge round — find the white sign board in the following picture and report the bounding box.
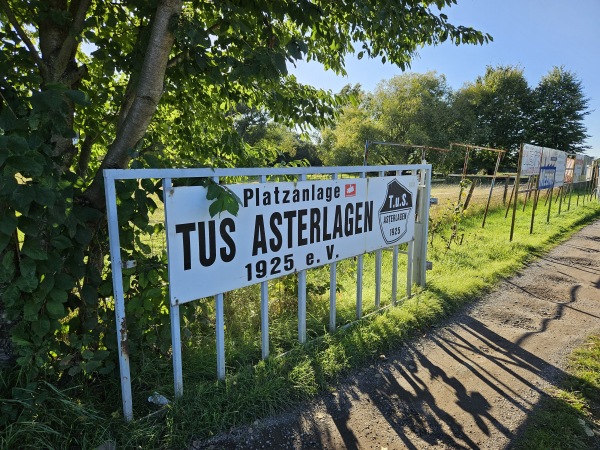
[165,176,418,304]
[573,154,586,183]
[538,147,567,190]
[585,156,595,181]
[521,144,542,176]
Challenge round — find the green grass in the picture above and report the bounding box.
[2,191,599,449]
[513,335,600,450]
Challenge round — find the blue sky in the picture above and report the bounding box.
[290,0,600,159]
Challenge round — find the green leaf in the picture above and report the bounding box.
[0,109,28,132]
[16,258,38,292]
[6,155,46,177]
[11,185,36,214]
[0,251,15,282]
[0,233,9,253]
[142,287,162,300]
[32,316,50,337]
[0,175,18,196]
[32,274,55,303]
[23,299,42,321]
[45,298,65,319]
[2,284,20,308]
[49,288,68,304]
[33,185,56,207]
[74,226,92,245]
[50,235,72,250]
[55,273,76,290]
[21,237,48,260]
[0,212,17,235]
[81,284,98,305]
[17,215,41,237]
[64,89,92,106]
[208,199,223,217]
[73,205,103,222]
[206,183,221,200]
[93,350,110,361]
[98,280,113,297]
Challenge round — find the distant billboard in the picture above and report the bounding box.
[521,144,542,176]
[538,147,567,190]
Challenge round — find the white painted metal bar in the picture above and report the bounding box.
[413,167,431,287]
[259,175,269,359]
[391,245,398,306]
[356,169,367,319]
[170,303,183,396]
[261,282,269,358]
[103,164,430,181]
[164,178,184,398]
[211,175,226,379]
[329,262,337,332]
[374,170,385,309]
[298,173,307,343]
[374,250,382,308]
[216,293,225,380]
[329,172,338,332]
[356,255,363,320]
[407,240,414,298]
[391,168,402,306]
[103,173,133,422]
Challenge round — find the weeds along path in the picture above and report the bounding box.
[193,219,600,450]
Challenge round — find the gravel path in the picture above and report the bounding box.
[193,219,600,450]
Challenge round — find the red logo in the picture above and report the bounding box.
[345,184,356,197]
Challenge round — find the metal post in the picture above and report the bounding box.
[259,175,270,359]
[374,171,384,307]
[356,255,363,320]
[261,281,269,359]
[406,241,414,298]
[170,303,183,396]
[298,270,307,343]
[329,263,337,332]
[329,173,338,332]
[413,165,431,287]
[391,245,398,306]
[356,170,366,319]
[104,172,133,422]
[375,250,382,308]
[298,174,307,343]
[164,178,183,398]
[216,293,225,379]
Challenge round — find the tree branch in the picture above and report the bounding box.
[60,63,88,86]
[83,0,183,209]
[0,0,46,76]
[54,0,92,79]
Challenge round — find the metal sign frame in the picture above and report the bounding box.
[104,164,432,421]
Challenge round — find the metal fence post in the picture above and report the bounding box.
[259,175,270,359]
[103,171,133,422]
[164,178,183,398]
[298,173,307,343]
[413,165,431,287]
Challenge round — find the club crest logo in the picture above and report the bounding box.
[378,179,413,244]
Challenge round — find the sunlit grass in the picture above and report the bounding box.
[514,335,600,449]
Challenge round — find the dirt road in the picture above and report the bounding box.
[193,220,600,449]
